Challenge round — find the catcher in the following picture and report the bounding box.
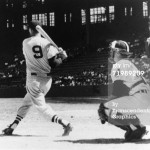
[98,40,150,141]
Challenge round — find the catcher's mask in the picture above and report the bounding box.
[109,40,132,63]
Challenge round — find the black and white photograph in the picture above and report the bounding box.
[0,0,150,150]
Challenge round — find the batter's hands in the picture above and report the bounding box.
[58,47,63,52]
[58,47,68,60]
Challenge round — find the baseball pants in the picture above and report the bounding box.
[105,91,150,125]
[17,74,56,120]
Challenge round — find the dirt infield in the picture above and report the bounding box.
[0,98,150,150]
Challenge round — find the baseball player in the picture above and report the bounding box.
[98,40,150,141]
[2,20,73,136]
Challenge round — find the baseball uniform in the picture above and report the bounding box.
[106,59,150,124]
[17,35,58,119]
[2,23,72,136]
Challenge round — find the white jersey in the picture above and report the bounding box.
[111,59,150,95]
[23,35,59,75]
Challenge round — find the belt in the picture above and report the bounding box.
[135,89,148,94]
[31,72,51,77]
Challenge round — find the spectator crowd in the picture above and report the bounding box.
[0,47,108,88]
[0,43,150,88]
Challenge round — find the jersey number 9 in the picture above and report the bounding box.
[32,45,43,59]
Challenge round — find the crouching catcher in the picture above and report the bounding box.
[98,40,149,141]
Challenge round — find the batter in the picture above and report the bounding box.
[2,20,73,136]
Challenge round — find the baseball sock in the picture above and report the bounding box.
[11,115,23,129]
[52,115,69,127]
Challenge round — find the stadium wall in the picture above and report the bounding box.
[0,85,110,98]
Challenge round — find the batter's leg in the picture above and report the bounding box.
[2,93,33,135]
[30,93,72,136]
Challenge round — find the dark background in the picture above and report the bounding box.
[0,0,150,97]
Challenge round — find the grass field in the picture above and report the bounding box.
[0,97,150,150]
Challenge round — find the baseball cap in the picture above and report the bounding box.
[28,20,42,31]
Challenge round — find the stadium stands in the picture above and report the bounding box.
[0,48,109,87]
[0,44,150,88]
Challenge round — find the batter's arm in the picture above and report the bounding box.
[47,45,67,68]
[48,55,63,69]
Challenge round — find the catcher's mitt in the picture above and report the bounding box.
[98,103,108,124]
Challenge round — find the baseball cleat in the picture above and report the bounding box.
[124,127,132,141]
[2,124,14,135]
[125,126,148,141]
[136,126,148,139]
[62,123,73,136]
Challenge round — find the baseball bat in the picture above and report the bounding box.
[36,25,59,50]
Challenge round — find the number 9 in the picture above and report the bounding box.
[32,45,43,59]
